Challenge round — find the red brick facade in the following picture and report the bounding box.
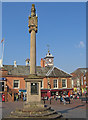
[71,68,88,95]
[0,63,73,101]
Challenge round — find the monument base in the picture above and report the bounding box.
[25,74,43,103]
[3,75,62,119]
[23,101,44,111]
[4,102,62,119]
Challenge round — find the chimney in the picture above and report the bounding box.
[40,58,45,68]
[0,59,3,67]
[14,61,17,67]
[26,58,30,66]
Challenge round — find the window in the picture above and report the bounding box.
[13,80,19,88]
[41,81,43,88]
[72,80,74,88]
[0,82,4,91]
[53,80,58,88]
[77,80,80,87]
[81,76,83,85]
[62,79,67,88]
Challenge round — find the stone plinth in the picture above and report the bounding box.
[25,74,43,103]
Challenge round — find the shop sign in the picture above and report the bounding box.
[0,78,6,81]
[19,89,26,93]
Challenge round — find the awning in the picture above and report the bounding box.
[0,78,6,81]
[41,88,73,92]
[19,89,26,93]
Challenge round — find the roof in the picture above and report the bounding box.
[46,66,71,77]
[2,65,71,78]
[44,52,54,59]
[25,58,30,61]
[71,68,88,75]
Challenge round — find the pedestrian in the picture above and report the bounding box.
[2,94,5,102]
[63,97,66,105]
[16,94,18,101]
[47,96,49,100]
[60,95,63,104]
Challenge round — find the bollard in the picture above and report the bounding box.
[50,98,51,104]
[44,99,45,104]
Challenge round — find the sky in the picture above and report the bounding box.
[1,2,86,73]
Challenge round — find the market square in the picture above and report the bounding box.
[0,2,88,119]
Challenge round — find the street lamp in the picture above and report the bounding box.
[48,82,51,104]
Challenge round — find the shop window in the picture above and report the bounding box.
[53,80,58,88]
[62,79,67,88]
[13,80,19,88]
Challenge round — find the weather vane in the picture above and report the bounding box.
[47,44,50,53]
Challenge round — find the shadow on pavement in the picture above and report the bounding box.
[57,104,85,114]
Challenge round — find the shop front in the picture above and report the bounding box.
[19,89,27,101]
[0,78,6,102]
[41,88,73,98]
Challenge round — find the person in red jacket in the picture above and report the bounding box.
[2,94,5,102]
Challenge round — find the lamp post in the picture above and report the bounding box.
[48,82,51,104]
[5,85,7,102]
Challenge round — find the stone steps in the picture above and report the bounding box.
[4,105,62,119]
[10,109,57,117]
[16,106,51,112]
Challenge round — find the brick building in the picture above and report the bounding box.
[0,51,73,101]
[71,68,88,95]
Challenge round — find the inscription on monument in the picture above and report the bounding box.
[31,83,39,95]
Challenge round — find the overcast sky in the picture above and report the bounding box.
[1,2,86,73]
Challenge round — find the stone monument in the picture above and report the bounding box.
[25,4,42,104]
[4,4,62,119]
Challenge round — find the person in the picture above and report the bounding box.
[23,94,26,101]
[70,94,73,99]
[16,94,18,101]
[2,94,5,102]
[63,97,66,105]
[60,95,63,103]
[47,96,49,100]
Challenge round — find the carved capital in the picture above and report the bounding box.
[28,16,38,33]
[29,26,37,33]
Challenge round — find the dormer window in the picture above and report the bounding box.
[25,58,30,66]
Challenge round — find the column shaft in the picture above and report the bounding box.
[30,30,36,74]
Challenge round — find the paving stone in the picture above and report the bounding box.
[1,99,87,119]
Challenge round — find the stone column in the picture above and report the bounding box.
[30,30,36,74]
[28,4,37,75]
[25,4,42,103]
